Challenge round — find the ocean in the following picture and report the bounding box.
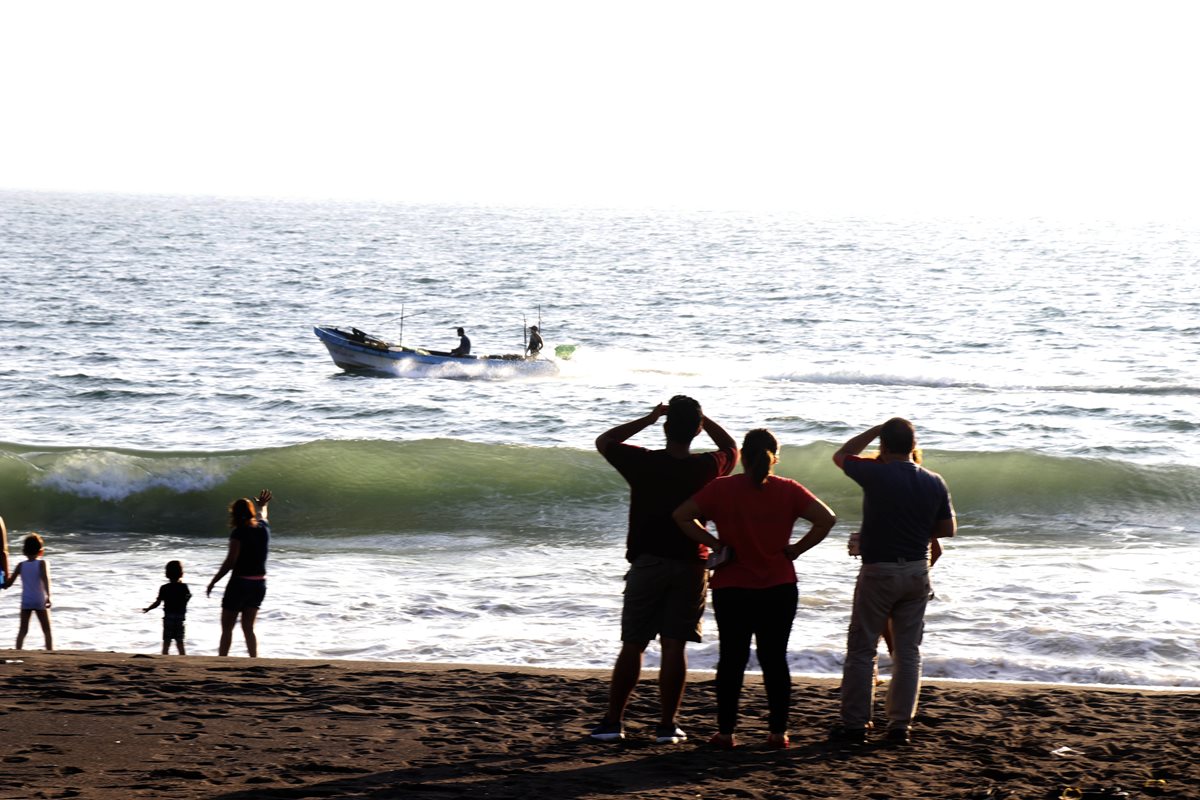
[1,189,1197,687]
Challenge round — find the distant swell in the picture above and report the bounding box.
[766,371,1200,397]
[2,440,1198,535]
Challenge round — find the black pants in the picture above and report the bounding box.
[712,582,799,735]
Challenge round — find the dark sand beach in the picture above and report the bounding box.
[0,652,1195,799]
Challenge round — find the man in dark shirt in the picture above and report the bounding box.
[832,418,956,745]
[450,327,471,357]
[526,325,544,357]
[588,395,738,744]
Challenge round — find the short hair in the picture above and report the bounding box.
[456,327,465,336]
[663,395,703,444]
[879,417,917,455]
[22,534,44,558]
[165,560,184,581]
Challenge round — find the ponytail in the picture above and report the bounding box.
[741,428,779,486]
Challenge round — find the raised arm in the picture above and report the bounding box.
[701,414,739,465]
[784,498,837,560]
[832,424,883,469]
[595,404,667,454]
[255,490,272,523]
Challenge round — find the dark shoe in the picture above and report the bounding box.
[655,724,687,744]
[885,727,911,746]
[829,725,867,745]
[588,718,625,741]
[707,732,736,750]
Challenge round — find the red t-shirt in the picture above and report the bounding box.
[692,473,818,590]
[603,442,737,562]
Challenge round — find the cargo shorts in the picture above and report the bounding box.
[620,553,707,644]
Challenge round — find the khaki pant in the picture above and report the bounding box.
[840,560,931,732]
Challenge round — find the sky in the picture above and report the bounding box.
[2,1,1199,217]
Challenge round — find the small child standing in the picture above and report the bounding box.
[144,560,192,655]
[4,534,52,650]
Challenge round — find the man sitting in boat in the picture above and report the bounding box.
[450,327,471,357]
[526,326,544,357]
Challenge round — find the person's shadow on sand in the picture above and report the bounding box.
[206,739,849,800]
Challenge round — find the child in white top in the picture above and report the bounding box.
[4,533,53,650]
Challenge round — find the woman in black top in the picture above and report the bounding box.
[207,490,271,657]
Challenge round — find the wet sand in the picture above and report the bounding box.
[0,651,1195,799]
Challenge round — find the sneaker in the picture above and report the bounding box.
[707,732,736,750]
[828,725,867,746]
[885,727,911,746]
[589,718,625,741]
[655,724,688,744]
[766,732,790,749]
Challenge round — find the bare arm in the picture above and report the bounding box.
[932,516,956,540]
[701,415,739,468]
[144,590,162,613]
[832,424,883,470]
[784,499,837,560]
[0,516,8,585]
[255,490,272,523]
[208,538,241,597]
[673,497,721,550]
[929,536,944,567]
[41,560,51,608]
[595,404,667,454]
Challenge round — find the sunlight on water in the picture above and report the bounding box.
[2,192,1197,685]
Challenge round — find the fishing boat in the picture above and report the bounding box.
[313,326,559,378]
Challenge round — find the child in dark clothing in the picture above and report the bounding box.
[144,560,192,655]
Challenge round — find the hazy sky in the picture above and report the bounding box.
[2,1,1197,216]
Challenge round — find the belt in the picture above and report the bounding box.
[862,556,927,564]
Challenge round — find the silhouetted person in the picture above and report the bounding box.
[674,428,836,750]
[526,325,544,357]
[208,490,272,657]
[588,396,738,744]
[450,327,471,357]
[832,418,955,746]
[144,560,192,655]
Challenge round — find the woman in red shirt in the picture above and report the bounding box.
[673,429,836,749]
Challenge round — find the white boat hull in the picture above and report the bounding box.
[313,326,558,379]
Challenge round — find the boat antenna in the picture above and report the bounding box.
[389,305,430,349]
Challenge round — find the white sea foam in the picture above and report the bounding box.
[29,450,239,501]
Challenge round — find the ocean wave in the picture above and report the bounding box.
[0,439,616,535]
[2,439,1198,535]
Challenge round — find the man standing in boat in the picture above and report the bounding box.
[449,327,471,357]
[589,395,738,745]
[526,325,544,357]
